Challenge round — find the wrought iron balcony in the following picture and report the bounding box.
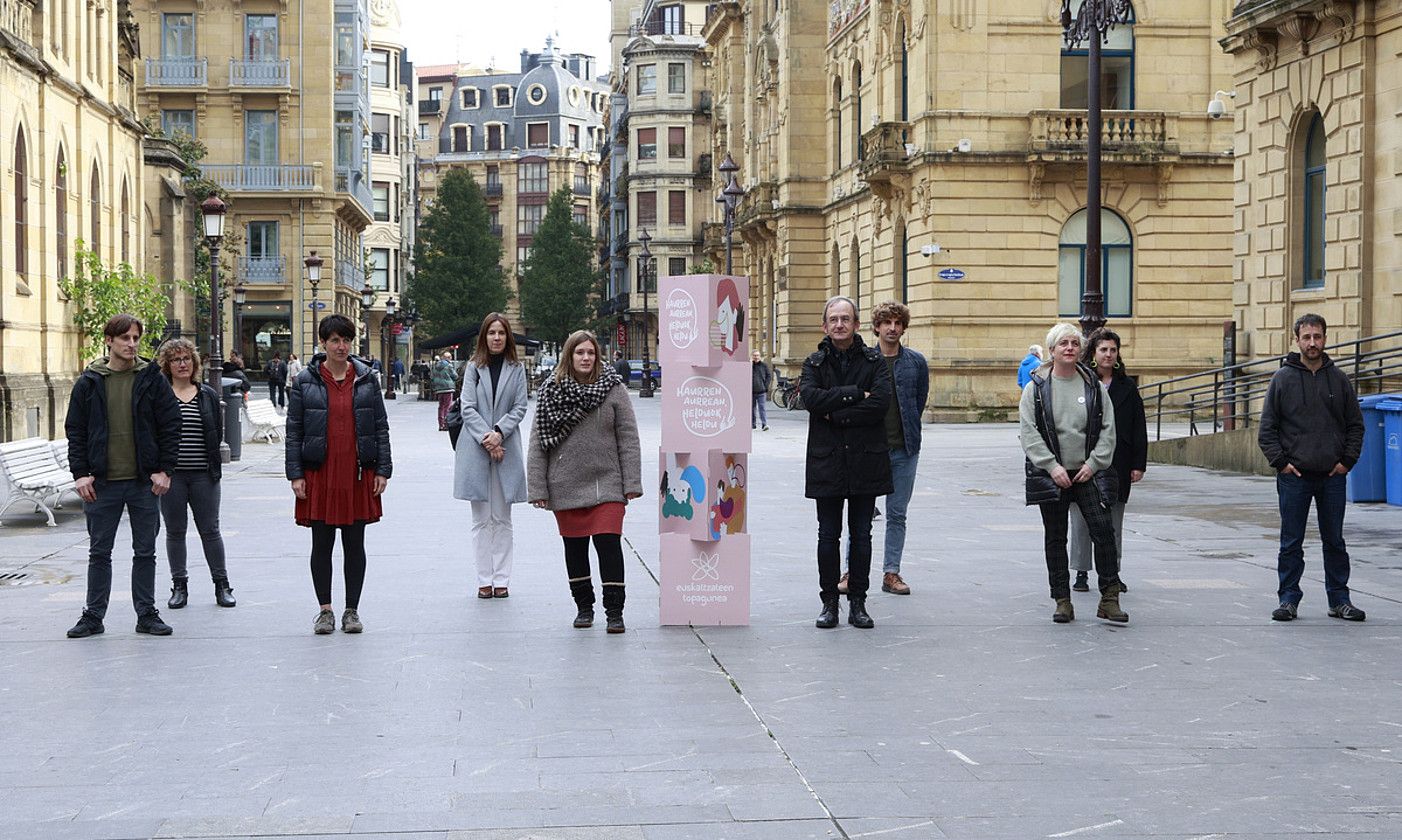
[573,179,591,197]
[239,256,287,284]
[1028,110,1176,161]
[201,164,316,192]
[598,292,630,316]
[485,182,503,197]
[230,58,290,87]
[419,99,444,116]
[146,57,207,87]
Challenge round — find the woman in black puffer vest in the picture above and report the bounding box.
[1018,322,1127,626]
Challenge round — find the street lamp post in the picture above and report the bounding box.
[360,282,375,359]
[1060,0,1132,337]
[200,195,230,463]
[382,296,398,401]
[637,229,655,398]
[304,251,323,352]
[715,153,744,275]
[232,281,247,368]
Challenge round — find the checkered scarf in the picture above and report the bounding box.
[533,368,624,451]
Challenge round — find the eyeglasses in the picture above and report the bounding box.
[170,358,194,366]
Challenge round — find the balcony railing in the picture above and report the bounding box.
[336,261,365,289]
[229,58,290,87]
[1029,110,1175,160]
[1,0,33,43]
[485,182,503,197]
[419,99,444,116]
[146,57,207,87]
[239,256,287,284]
[629,20,705,37]
[490,224,503,237]
[573,180,591,197]
[201,164,316,192]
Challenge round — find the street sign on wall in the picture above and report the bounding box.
[937,268,966,281]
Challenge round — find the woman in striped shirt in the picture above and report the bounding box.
[157,339,235,609]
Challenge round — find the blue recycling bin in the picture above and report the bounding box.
[1380,398,1402,507]
[1349,394,1396,502]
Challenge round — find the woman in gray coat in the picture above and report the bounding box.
[453,313,529,599]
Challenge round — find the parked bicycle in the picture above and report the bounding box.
[772,373,803,411]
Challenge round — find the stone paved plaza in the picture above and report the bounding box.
[2,393,1401,840]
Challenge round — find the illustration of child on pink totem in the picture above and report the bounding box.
[712,278,745,357]
[708,455,747,539]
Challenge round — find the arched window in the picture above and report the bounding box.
[1302,113,1326,289]
[14,129,28,280]
[853,61,864,162]
[849,237,860,306]
[1058,209,1132,317]
[832,78,843,172]
[120,179,130,263]
[90,165,101,254]
[898,19,908,125]
[1060,1,1134,109]
[56,150,68,281]
[829,243,840,297]
[895,220,908,303]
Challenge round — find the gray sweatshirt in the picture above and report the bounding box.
[1019,369,1116,473]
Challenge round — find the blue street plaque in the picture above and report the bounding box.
[308,301,327,310]
[938,268,967,281]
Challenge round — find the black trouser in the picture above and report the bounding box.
[817,495,877,600]
[1039,481,1120,599]
[268,381,285,408]
[564,534,625,615]
[310,522,367,609]
[160,470,227,580]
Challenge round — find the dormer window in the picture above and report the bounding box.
[494,85,512,107]
[460,87,479,109]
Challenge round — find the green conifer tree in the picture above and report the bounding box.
[404,170,508,339]
[519,189,599,345]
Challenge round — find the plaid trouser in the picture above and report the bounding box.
[1039,479,1120,599]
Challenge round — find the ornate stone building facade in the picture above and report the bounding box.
[366,0,415,359]
[1223,0,1399,358]
[704,0,1239,417]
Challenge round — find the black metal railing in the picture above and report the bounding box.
[485,182,503,197]
[1146,329,1402,440]
[629,20,705,37]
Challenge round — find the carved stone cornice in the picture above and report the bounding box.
[1223,0,1357,70]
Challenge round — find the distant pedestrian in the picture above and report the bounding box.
[285,353,304,390]
[391,357,405,393]
[1069,329,1146,595]
[431,352,458,430]
[222,351,252,397]
[751,350,771,431]
[1019,323,1126,625]
[286,314,392,635]
[613,351,632,385]
[529,330,643,634]
[64,314,180,639]
[157,338,235,610]
[454,313,529,599]
[801,296,892,630]
[264,352,287,407]
[1017,344,1046,391]
[1259,313,1366,622]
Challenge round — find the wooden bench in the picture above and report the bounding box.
[0,437,78,527]
[242,398,285,443]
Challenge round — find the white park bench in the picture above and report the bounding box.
[0,437,79,527]
[242,398,285,443]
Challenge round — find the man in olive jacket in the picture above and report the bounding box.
[1259,313,1367,622]
[800,296,893,630]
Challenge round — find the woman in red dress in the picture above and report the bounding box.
[285,315,392,635]
[528,330,643,633]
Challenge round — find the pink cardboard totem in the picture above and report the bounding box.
[658,274,751,625]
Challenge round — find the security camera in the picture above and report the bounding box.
[1208,90,1236,120]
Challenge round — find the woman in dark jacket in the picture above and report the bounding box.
[800,296,893,630]
[286,315,392,635]
[1069,328,1147,594]
[157,338,234,610]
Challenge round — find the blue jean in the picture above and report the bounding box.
[82,478,161,619]
[882,448,919,574]
[752,392,768,428]
[1276,471,1351,607]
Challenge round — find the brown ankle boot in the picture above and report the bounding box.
[1097,590,1129,623]
[1053,597,1074,623]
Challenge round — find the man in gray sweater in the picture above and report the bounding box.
[1258,313,1366,622]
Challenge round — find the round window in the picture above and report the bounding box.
[527,84,547,105]
[568,86,582,106]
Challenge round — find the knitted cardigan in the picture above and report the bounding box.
[526,384,643,511]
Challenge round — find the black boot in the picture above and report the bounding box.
[603,585,626,634]
[848,597,875,629]
[570,578,595,628]
[815,596,840,629]
[167,577,188,610]
[213,577,236,608]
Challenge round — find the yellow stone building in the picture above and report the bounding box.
[703,0,1239,417]
[0,0,150,438]
[366,0,416,361]
[1223,0,1400,357]
[131,0,375,370]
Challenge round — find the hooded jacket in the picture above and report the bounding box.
[799,334,894,499]
[65,357,181,480]
[284,354,393,480]
[1258,352,1364,477]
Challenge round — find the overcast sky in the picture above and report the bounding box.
[400,0,614,74]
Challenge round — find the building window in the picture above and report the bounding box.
[667,126,685,158]
[13,129,27,279]
[161,13,195,58]
[247,221,278,261]
[1302,113,1326,289]
[527,83,547,105]
[417,122,430,140]
[527,122,549,148]
[853,62,864,162]
[334,12,356,92]
[486,165,501,191]
[120,181,130,263]
[335,110,354,167]
[669,257,686,276]
[428,86,442,103]
[668,63,686,94]
[573,205,588,227]
[460,87,478,108]
[637,127,657,160]
[517,245,532,265]
[486,123,504,150]
[372,182,390,221]
[518,203,545,236]
[519,162,548,193]
[89,165,101,254]
[569,124,580,148]
[637,190,657,227]
[660,4,683,34]
[55,149,67,280]
[637,64,656,95]
[1060,2,1134,109]
[832,78,843,170]
[489,208,501,233]
[244,110,278,165]
[849,238,859,304]
[372,113,391,154]
[451,124,469,152]
[162,109,196,139]
[493,85,512,107]
[897,222,908,303]
[668,190,686,226]
[244,14,277,61]
[1058,208,1133,317]
[369,248,390,290]
[369,49,390,87]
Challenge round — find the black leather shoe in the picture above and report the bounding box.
[1271,601,1298,622]
[605,613,626,634]
[67,614,105,638]
[135,612,173,636]
[573,608,594,628]
[213,578,236,608]
[1328,603,1366,622]
[1072,572,1089,592]
[848,599,875,629]
[815,597,840,629]
[167,578,188,609]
